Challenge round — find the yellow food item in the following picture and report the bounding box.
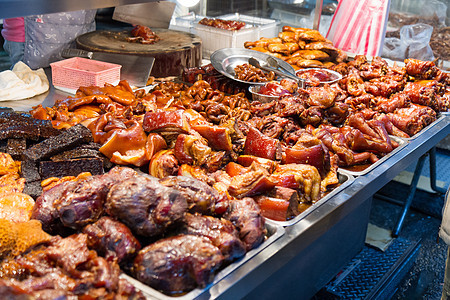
[0,193,35,223]
[0,153,20,175]
[0,219,52,259]
[41,172,92,191]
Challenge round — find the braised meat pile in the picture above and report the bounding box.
[0,233,145,299]
[182,63,249,96]
[27,56,449,224]
[28,166,267,295]
[234,63,276,83]
[4,34,445,297]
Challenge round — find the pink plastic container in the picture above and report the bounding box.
[50,57,121,92]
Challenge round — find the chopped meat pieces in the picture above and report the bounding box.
[133,234,224,295]
[0,234,145,299]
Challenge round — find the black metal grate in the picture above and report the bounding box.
[322,237,421,299]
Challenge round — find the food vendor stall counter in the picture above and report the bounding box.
[2,64,449,299]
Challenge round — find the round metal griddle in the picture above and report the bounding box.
[76,29,202,78]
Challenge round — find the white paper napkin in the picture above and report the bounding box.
[0,61,49,101]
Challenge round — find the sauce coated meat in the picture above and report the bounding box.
[198,17,245,30]
[127,25,160,44]
[234,63,275,82]
[296,69,340,86]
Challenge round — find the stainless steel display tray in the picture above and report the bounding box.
[265,171,354,227]
[338,136,408,177]
[121,222,285,300]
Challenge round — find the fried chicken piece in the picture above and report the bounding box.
[297,29,331,43]
[291,49,330,61]
[296,59,324,68]
[268,43,290,55]
[278,31,298,43]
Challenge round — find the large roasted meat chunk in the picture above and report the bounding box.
[83,216,141,264]
[228,167,277,199]
[31,180,76,234]
[56,175,110,229]
[404,58,439,79]
[56,167,137,229]
[182,213,246,262]
[387,104,436,136]
[403,80,446,112]
[224,198,266,251]
[159,175,228,215]
[133,234,224,295]
[32,166,137,232]
[106,175,188,237]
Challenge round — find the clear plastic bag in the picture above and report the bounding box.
[382,37,407,61]
[399,23,435,61]
[400,23,433,45]
[407,42,435,61]
[390,0,447,27]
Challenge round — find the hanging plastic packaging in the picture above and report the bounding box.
[326,0,391,56]
[381,37,407,61]
[400,23,435,61]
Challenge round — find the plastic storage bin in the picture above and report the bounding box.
[169,13,206,33]
[50,57,121,93]
[194,13,280,58]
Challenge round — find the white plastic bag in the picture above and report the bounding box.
[382,37,407,61]
[400,23,435,61]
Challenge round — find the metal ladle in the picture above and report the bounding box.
[248,57,305,88]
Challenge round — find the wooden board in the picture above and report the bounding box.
[76,29,202,78]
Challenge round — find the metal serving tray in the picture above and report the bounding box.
[210,48,295,85]
[121,222,285,300]
[338,136,408,177]
[264,171,354,227]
